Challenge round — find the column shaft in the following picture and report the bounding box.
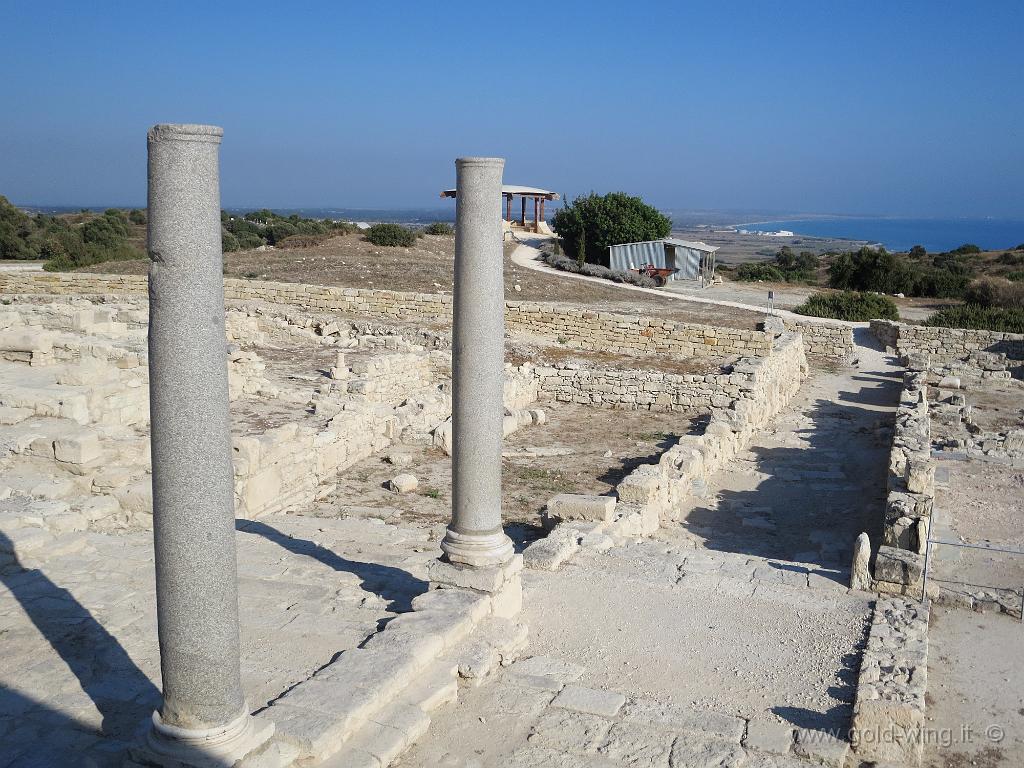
[442,157,513,567]
[146,124,247,736]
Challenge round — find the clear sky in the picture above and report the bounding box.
[2,1,1021,217]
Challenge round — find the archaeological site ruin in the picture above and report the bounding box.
[1,126,1022,768]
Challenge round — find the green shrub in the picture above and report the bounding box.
[128,209,146,225]
[366,222,417,247]
[963,277,1024,308]
[735,263,786,282]
[222,231,240,252]
[925,306,1024,333]
[998,251,1024,266]
[423,222,454,236]
[793,291,899,322]
[1006,270,1024,282]
[551,191,670,264]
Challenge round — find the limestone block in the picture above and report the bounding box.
[387,473,418,494]
[433,419,453,456]
[851,532,872,591]
[0,406,32,425]
[545,494,616,524]
[0,330,53,353]
[743,718,794,755]
[523,529,579,571]
[851,698,924,766]
[112,480,153,515]
[54,433,102,465]
[428,554,523,594]
[874,546,924,586]
[551,685,626,718]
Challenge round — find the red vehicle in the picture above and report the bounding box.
[632,263,677,287]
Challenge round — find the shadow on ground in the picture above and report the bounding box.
[0,531,160,766]
[237,519,428,612]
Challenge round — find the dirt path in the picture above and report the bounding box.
[398,335,905,767]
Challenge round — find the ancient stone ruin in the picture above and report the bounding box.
[1,126,1022,768]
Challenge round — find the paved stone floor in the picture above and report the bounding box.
[398,340,904,766]
[0,513,439,767]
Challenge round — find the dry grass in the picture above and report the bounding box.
[78,234,763,330]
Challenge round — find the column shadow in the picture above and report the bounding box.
[236,519,428,612]
[0,531,161,765]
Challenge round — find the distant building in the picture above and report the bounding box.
[440,185,559,234]
[605,238,719,284]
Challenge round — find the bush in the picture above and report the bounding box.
[925,306,1024,333]
[423,222,453,236]
[366,222,417,247]
[735,263,786,282]
[541,251,656,287]
[276,233,330,249]
[963,277,1024,309]
[550,192,670,265]
[222,232,240,253]
[793,291,899,322]
[128,209,146,225]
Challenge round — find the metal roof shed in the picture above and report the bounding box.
[607,239,719,284]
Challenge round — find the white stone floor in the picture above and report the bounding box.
[397,341,905,767]
[0,513,440,767]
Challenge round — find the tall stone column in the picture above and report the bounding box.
[440,157,515,568]
[138,124,271,766]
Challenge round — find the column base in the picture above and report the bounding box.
[129,706,277,768]
[440,527,514,568]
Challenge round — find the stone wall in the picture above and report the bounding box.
[522,331,810,571]
[850,598,930,767]
[873,372,932,598]
[871,319,1024,365]
[787,319,856,360]
[615,331,809,529]
[0,271,884,362]
[528,364,740,412]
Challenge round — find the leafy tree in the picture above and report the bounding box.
[128,209,146,224]
[551,192,670,264]
[908,245,927,258]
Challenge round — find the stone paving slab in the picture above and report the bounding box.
[0,512,440,767]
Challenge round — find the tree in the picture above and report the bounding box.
[908,245,926,258]
[551,192,671,264]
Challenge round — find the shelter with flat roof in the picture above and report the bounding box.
[441,184,558,234]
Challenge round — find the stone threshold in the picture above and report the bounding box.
[248,558,527,767]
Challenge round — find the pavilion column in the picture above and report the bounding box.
[533,197,539,232]
[520,196,526,226]
[440,157,514,568]
[137,124,272,766]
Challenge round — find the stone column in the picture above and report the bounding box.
[441,157,514,568]
[138,124,271,766]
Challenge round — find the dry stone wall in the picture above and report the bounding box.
[850,598,930,767]
[528,364,740,412]
[0,272,877,363]
[523,331,810,571]
[873,372,932,598]
[871,319,1024,367]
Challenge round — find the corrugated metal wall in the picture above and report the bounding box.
[607,241,708,281]
[608,241,664,273]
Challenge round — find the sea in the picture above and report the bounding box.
[735,217,1024,253]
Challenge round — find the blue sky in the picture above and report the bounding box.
[1,1,1021,217]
